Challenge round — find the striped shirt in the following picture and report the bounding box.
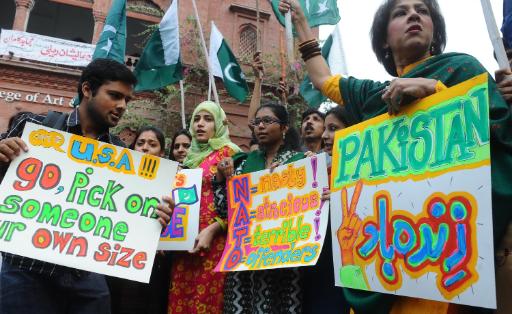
[0,108,125,276]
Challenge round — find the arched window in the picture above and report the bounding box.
[239,24,257,60]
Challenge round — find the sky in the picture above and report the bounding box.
[319,0,504,81]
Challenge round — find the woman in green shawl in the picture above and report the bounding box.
[168,101,240,313]
[213,103,305,313]
[279,0,512,313]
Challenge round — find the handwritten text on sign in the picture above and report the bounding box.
[216,154,329,272]
[330,74,496,308]
[0,123,178,283]
[159,169,202,251]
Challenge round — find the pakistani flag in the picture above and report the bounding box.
[72,0,126,106]
[209,22,249,103]
[134,0,182,91]
[300,27,345,107]
[270,0,340,29]
[92,0,126,63]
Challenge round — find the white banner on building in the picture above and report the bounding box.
[0,29,94,66]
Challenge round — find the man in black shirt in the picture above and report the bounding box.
[0,58,174,314]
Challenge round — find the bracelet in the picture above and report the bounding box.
[302,51,321,62]
[299,39,317,49]
[300,45,320,58]
[299,39,321,62]
[299,43,319,55]
[214,217,227,232]
[299,39,319,52]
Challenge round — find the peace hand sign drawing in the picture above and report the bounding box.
[337,181,363,266]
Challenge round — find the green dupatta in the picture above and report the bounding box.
[337,52,512,314]
[232,147,305,174]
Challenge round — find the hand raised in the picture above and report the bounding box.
[278,0,305,22]
[252,51,264,79]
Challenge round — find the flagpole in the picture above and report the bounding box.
[255,0,263,107]
[335,24,348,76]
[191,0,220,105]
[279,29,288,107]
[256,0,260,52]
[208,76,212,101]
[285,12,294,65]
[280,29,286,80]
[179,80,186,129]
[480,0,510,70]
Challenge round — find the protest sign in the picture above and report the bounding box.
[159,169,202,251]
[330,74,496,308]
[215,154,329,272]
[0,123,178,283]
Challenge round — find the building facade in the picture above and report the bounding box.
[0,0,301,150]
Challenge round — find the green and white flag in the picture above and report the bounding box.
[209,22,249,103]
[270,0,340,29]
[134,0,182,91]
[300,26,345,107]
[72,0,126,106]
[92,0,127,63]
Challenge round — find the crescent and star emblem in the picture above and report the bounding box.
[224,62,241,84]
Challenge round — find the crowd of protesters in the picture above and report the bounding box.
[1,0,512,313]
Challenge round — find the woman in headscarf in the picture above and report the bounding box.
[168,101,241,314]
[279,0,512,313]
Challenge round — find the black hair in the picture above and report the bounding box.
[130,126,166,154]
[504,37,511,50]
[249,131,259,146]
[77,58,137,102]
[255,103,301,151]
[301,108,325,124]
[168,129,192,161]
[371,0,446,76]
[325,106,354,128]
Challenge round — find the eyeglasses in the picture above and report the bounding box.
[250,117,282,127]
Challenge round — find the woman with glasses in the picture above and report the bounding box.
[214,103,303,314]
[168,101,241,313]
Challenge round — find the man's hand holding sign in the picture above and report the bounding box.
[0,123,177,283]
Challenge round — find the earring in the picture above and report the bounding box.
[282,133,286,140]
[430,40,436,54]
[384,48,391,59]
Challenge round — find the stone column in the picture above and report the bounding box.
[92,10,106,44]
[12,0,35,31]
